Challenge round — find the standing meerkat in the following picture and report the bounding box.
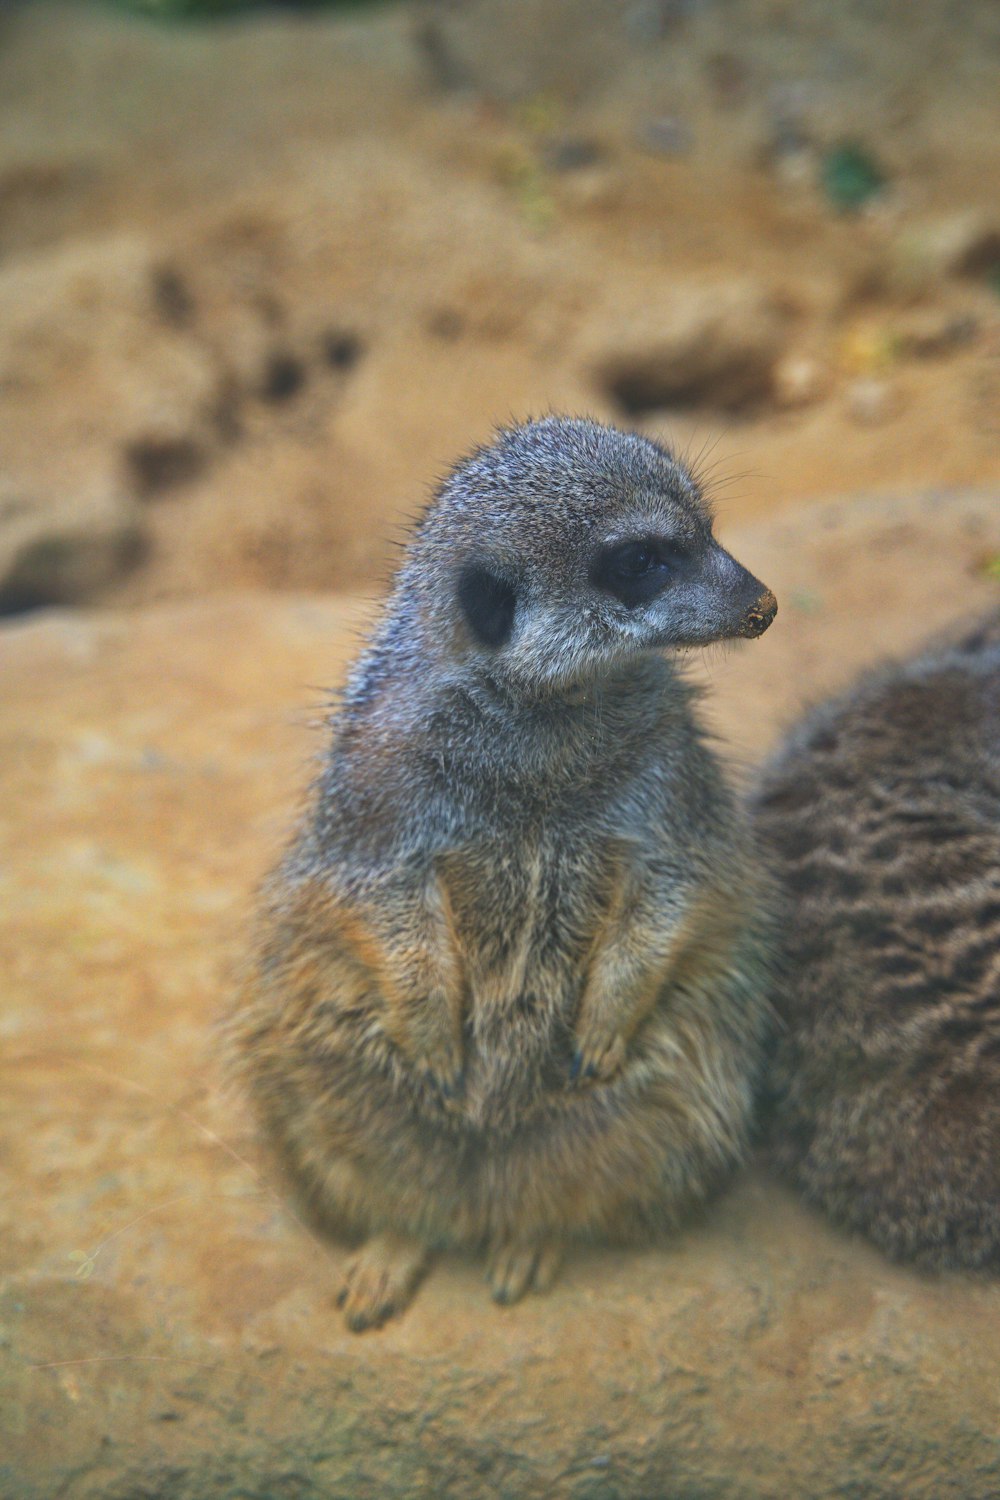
[228,416,778,1331]
[754,612,1000,1269]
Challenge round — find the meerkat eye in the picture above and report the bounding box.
[615,542,654,575]
[456,563,518,649]
[591,537,677,608]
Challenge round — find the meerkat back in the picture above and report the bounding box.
[754,613,1000,1269]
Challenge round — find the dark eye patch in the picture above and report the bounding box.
[456,563,518,648]
[590,537,682,608]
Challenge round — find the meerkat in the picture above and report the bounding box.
[753,612,1000,1269]
[228,416,778,1331]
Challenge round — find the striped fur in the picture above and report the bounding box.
[754,613,1000,1268]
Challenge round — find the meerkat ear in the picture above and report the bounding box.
[456,563,518,649]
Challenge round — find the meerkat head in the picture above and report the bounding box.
[407,416,776,695]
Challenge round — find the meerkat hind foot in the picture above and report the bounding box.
[336,1231,432,1333]
[488,1237,564,1306]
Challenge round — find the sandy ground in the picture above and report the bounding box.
[2,489,999,1499]
[0,0,998,608]
[2,7,1000,1490]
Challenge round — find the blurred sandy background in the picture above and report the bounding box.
[4,7,1000,1495]
[1,0,998,612]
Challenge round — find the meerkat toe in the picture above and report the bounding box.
[529,1239,564,1294]
[488,1242,536,1305]
[337,1232,431,1333]
[570,1031,627,1086]
[488,1238,562,1305]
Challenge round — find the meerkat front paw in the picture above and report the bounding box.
[336,1232,432,1332]
[569,1029,627,1086]
[383,1005,465,1107]
[487,1237,563,1306]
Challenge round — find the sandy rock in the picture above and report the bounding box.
[772,352,828,408]
[0,235,242,603]
[0,474,142,612]
[844,374,898,426]
[893,308,979,359]
[894,210,1000,284]
[0,237,228,493]
[411,0,637,101]
[2,489,999,1498]
[2,6,999,608]
[0,140,608,607]
[583,278,790,415]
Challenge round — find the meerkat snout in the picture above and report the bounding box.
[587,532,777,653]
[741,589,778,639]
[684,540,777,643]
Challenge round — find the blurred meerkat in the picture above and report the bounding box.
[228,416,778,1331]
[754,612,1000,1269]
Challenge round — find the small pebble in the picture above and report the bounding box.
[762,81,814,180]
[321,330,363,370]
[838,322,897,377]
[820,142,886,214]
[704,51,750,109]
[845,376,896,425]
[766,82,812,151]
[773,354,827,408]
[541,137,603,174]
[638,116,693,157]
[626,0,697,43]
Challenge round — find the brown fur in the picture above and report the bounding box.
[226,418,778,1328]
[754,612,1000,1269]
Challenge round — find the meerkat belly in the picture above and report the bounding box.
[448,840,598,1129]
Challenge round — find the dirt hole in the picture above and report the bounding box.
[125,435,206,496]
[321,330,364,371]
[600,355,776,418]
[260,351,307,403]
[151,266,195,328]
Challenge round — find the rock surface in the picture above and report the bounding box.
[584,277,789,416]
[1,2,999,609]
[2,489,999,1499]
[0,472,142,614]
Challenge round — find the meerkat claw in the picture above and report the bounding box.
[488,1238,563,1305]
[569,1049,598,1085]
[436,1075,465,1113]
[389,1021,464,1106]
[569,1033,626,1086]
[337,1232,431,1333]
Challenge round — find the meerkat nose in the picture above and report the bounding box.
[740,588,778,639]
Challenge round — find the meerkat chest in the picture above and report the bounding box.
[446,835,602,1013]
